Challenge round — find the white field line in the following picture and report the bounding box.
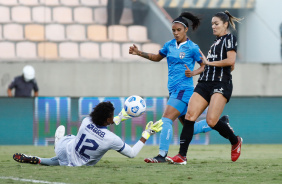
[0,176,68,184]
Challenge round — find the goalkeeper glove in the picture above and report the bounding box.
[142,120,163,140]
[113,108,131,125]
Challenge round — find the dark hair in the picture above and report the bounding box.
[90,101,115,126]
[214,10,243,30]
[172,12,200,30]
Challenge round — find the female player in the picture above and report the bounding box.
[166,11,243,165]
[129,12,229,163]
[13,102,163,166]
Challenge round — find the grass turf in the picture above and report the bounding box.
[0,144,282,184]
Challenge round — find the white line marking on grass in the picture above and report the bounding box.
[0,176,68,184]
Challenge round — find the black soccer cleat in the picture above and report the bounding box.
[13,153,40,164]
[144,154,167,163]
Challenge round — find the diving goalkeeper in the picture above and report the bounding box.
[13,101,163,166]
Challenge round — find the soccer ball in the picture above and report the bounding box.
[124,95,146,117]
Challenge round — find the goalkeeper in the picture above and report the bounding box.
[13,102,163,166]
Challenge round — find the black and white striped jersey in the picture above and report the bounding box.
[199,33,237,82]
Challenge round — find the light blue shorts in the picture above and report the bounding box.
[167,88,193,117]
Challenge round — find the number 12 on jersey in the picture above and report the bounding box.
[75,133,99,159]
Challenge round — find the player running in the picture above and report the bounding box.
[166,11,243,165]
[128,12,232,163]
[13,102,163,166]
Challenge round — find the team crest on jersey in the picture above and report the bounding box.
[179,52,185,59]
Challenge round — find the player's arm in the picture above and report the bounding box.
[200,50,236,67]
[129,44,164,62]
[185,62,205,78]
[113,108,131,125]
[119,120,163,158]
[7,88,13,97]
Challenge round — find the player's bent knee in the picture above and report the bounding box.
[206,117,218,128]
[185,112,198,122]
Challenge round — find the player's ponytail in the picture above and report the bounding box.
[214,10,243,30]
[172,12,201,30]
[180,12,200,30]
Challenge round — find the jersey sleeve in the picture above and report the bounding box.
[119,140,145,158]
[193,45,202,64]
[111,134,127,152]
[226,34,237,52]
[159,41,169,57]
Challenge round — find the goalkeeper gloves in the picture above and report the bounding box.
[142,120,163,140]
[113,108,131,125]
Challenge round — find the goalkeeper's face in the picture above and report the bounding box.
[105,114,114,126]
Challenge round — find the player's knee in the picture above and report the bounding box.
[206,116,218,127]
[185,112,197,122]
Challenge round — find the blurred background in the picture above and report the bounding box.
[0,0,281,146]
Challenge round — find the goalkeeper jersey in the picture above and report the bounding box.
[55,117,143,166]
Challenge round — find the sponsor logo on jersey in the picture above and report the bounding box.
[87,124,105,138]
[207,52,217,59]
[179,52,185,59]
[214,87,224,94]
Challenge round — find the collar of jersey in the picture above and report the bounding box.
[216,33,229,40]
[175,38,189,49]
[94,124,107,129]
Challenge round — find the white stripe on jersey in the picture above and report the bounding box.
[219,38,226,81]
[212,42,217,81]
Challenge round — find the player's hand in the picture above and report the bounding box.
[199,49,208,65]
[113,108,132,125]
[129,44,139,55]
[142,120,163,140]
[184,64,193,77]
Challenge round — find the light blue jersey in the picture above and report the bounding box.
[159,38,202,93]
[158,39,208,157]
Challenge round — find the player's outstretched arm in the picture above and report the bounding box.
[113,108,132,125]
[129,44,164,62]
[119,120,163,158]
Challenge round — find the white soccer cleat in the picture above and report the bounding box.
[55,125,65,147]
[113,108,132,125]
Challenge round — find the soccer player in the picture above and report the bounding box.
[13,102,163,166]
[166,11,243,165]
[128,12,231,163]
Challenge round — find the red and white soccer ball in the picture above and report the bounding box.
[124,95,146,117]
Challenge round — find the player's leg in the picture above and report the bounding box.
[179,109,212,135]
[144,100,181,163]
[208,93,242,162]
[39,157,60,166]
[166,92,208,165]
[55,125,65,148]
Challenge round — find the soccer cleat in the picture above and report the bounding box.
[13,153,40,164]
[165,154,187,165]
[231,136,243,162]
[144,154,167,163]
[220,115,234,133]
[55,125,65,147]
[113,108,132,125]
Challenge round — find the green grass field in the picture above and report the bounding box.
[1,144,282,184]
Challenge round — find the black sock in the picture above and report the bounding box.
[212,120,238,145]
[179,119,195,157]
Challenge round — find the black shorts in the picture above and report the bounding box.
[194,80,233,103]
